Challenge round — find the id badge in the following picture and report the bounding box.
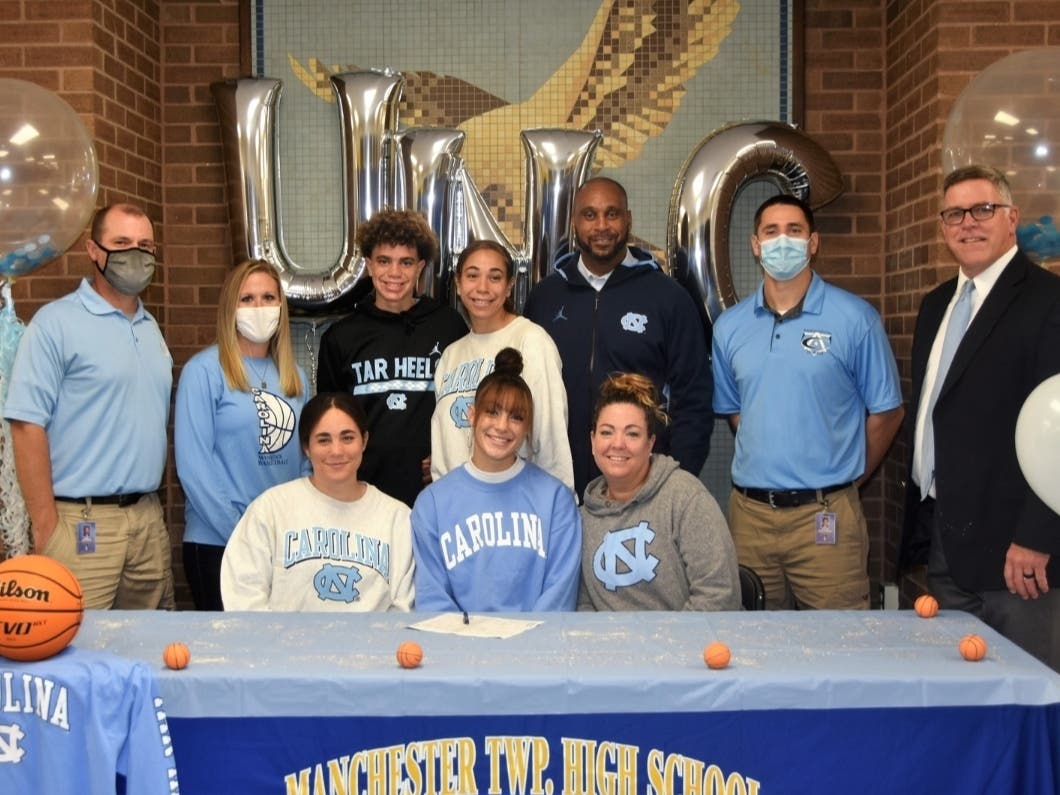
[76,521,96,554]
[814,511,836,545]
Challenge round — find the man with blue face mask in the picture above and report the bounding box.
[5,203,174,610]
[711,195,904,610]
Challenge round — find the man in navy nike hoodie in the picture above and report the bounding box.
[524,177,713,498]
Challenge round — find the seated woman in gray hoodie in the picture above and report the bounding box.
[578,373,740,611]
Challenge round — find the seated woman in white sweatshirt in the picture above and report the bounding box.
[221,392,414,611]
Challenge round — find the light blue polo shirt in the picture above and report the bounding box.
[712,273,901,489]
[4,278,172,496]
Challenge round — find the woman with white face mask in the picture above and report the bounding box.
[175,259,309,610]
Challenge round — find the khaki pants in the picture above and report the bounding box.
[728,485,869,610]
[45,494,175,610]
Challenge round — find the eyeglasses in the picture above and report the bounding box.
[938,203,1011,226]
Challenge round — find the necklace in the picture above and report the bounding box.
[246,356,271,389]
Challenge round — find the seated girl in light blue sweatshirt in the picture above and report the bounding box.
[412,347,581,612]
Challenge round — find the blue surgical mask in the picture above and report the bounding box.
[757,234,810,281]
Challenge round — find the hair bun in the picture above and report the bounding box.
[593,371,670,431]
[492,347,524,378]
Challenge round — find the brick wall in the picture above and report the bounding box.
[802,1,889,599]
[157,2,241,605]
[803,0,1060,605]
[2,0,163,315]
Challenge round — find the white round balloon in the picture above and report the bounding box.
[1015,373,1060,516]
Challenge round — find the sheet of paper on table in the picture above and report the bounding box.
[409,613,543,639]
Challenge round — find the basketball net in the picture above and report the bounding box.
[0,281,31,558]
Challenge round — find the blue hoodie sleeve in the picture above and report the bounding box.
[533,481,582,611]
[664,286,715,475]
[174,353,244,540]
[411,487,462,611]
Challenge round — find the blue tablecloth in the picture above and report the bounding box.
[62,610,1060,793]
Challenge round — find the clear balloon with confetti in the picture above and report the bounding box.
[943,48,1060,265]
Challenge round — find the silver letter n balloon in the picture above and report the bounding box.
[668,121,843,322]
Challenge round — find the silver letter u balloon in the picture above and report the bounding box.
[212,70,405,312]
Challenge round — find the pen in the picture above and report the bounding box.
[462,611,469,625]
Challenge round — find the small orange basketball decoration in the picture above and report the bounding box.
[163,642,191,670]
[914,594,939,618]
[0,554,83,662]
[396,641,423,669]
[703,641,731,669]
[959,633,987,662]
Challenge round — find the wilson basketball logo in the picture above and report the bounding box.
[0,580,53,602]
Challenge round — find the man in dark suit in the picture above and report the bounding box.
[903,165,1060,670]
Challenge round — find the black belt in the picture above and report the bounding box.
[735,483,852,509]
[55,492,149,508]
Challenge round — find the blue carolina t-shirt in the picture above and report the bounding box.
[0,648,180,794]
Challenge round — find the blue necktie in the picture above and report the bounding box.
[920,280,975,499]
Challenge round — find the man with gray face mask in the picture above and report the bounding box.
[5,203,175,610]
[711,194,903,610]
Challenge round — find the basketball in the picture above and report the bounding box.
[959,633,987,662]
[703,641,731,669]
[396,640,423,669]
[0,554,84,661]
[254,390,296,453]
[163,642,191,670]
[914,594,939,618]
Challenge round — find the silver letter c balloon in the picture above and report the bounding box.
[668,121,843,322]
